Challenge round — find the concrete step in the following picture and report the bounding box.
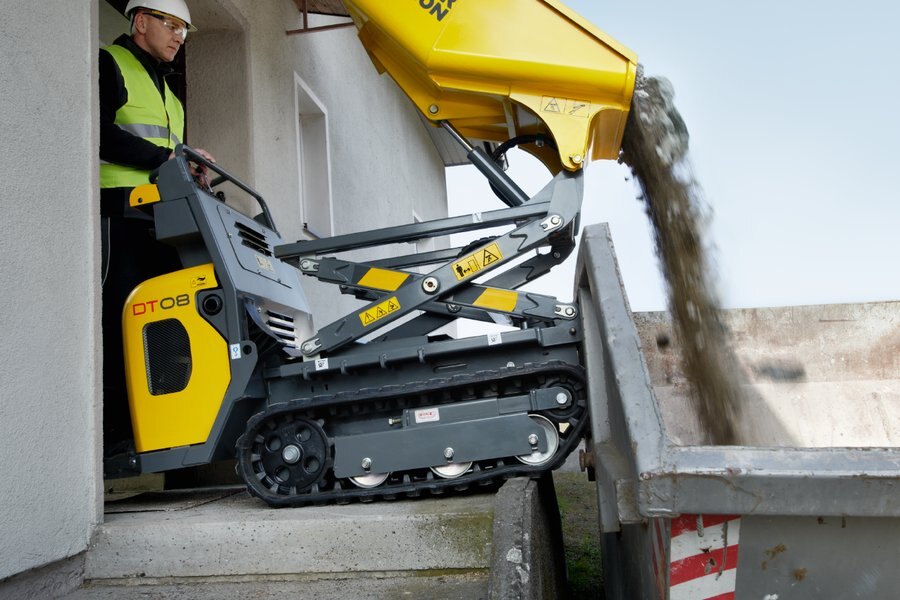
[66,478,566,599]
[65,573,490,599]
[86,487,493,580]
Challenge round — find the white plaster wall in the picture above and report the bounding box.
[0,0,102,581]
[0,0,448,581]
[98,0,128,44]
[185,28,255,215]
[187,1,448,325]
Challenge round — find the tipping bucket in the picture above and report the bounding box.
[344,0,638,172]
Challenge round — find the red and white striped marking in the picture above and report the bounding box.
[651,514,741,600]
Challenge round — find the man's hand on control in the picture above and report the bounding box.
[190,148,216,187]
[168,148,217,186]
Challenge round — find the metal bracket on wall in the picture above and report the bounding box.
[286,0,355,35]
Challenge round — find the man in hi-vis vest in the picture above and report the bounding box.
[99,0,214,453]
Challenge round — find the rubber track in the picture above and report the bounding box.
[236,360,587,507]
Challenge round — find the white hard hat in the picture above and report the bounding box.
[125,0,196,31]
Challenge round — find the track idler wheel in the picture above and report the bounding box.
[349,472,390,489]
[431,462,473,479]
[516,415,560,466]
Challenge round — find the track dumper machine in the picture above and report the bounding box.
[109,0,638,506]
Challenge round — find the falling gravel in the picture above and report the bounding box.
[620,68,743,444]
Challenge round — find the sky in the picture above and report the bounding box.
[446,1,900,312]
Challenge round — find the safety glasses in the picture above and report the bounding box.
[143,11,189,39]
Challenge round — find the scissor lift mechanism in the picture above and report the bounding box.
[277,123,582,358]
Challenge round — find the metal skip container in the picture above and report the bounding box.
[576,224,900,599]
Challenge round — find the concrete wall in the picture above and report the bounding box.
[0,0,102,581]
[0,0,448,584]
[98,1,128,44]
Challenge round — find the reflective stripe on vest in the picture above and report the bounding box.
[100,44,185,188]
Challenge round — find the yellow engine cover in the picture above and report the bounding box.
[344,0,637,172]
[122,264,231,453]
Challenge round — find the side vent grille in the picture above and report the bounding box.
[235,222,272,256]
[143,318,192,395]
[266,310,298,349]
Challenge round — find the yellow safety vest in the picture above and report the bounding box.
[100,44,185,189]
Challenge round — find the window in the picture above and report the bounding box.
[294,75,333,238]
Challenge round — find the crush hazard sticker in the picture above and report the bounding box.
[359,296,401,327]
[451,243,503,281]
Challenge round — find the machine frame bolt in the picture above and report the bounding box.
[429,104,440,114]
[541,214,563,231]
[361,457,372,470]
[579,449,595,472]
[299,259,318,273]
[444,447,455,460]
[556,392,568,405]
[282,445,301,464]
[570,153,583,164]
[528,433,539,446]
[422,277,440,294]
[555,304,577,319]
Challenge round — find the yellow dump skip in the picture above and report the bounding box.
[344,0,637,172]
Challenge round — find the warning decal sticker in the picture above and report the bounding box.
[541,96,591,119]
[357,267,409,292]
[359,296,401,327]
[451,243,504,281]
[414,408,440,424]
[255,254,274,272]
[568,100,589,117]
[543,97,561,113]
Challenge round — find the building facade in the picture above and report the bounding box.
[0,0,448,588]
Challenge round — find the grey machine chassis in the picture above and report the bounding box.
[132,125,589,506]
